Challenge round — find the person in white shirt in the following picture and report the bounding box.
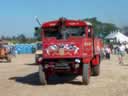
[105,46,111,59]
[118,44,125,64]
[120,45,125,51]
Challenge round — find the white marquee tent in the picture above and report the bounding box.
[105,31,128,43]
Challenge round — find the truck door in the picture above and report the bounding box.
[88,26,95,56]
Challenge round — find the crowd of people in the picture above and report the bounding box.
[102,43,128,64]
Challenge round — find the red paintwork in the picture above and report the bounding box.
[43,37,83,59]
[92,55,100,66]
[42,37,95,60]
[94,38,103,55]
[42,19,87,28]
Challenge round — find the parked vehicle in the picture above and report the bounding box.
[36,18,103,85]
[0,40,11,62]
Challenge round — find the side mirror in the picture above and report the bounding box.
[35,27,39,31]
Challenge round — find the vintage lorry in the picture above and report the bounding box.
[37,18,103,85]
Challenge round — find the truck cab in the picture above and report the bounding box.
[38,18,103,85]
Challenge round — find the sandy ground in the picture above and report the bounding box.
[0,54,128,96]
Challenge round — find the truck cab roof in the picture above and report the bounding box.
[42,18,92,28]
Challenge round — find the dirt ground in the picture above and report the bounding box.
[0,54,128,96]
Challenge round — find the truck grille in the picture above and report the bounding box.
[55,63,70,69]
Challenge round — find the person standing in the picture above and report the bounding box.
[118,44,125,64]
[125,44,128,54]
[105,46,111,59]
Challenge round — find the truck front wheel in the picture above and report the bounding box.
[82,64,90,85]
[39,65,47,85]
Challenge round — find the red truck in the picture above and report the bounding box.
[37,18,103,85]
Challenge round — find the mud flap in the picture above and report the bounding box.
[91,56,100,76]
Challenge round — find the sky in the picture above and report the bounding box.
[0,0,128,37]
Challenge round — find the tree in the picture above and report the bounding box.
[83,17,118,38]
[17,34,27,43]
[122,26,128,36]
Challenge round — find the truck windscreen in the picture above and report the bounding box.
[62,27,85,36]
[44,27,85,39]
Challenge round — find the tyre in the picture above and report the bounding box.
[92,64,100,76]
[82,64,90,85]
[7,55,11,62]
[92,56,100,76]
[39,65,47,85]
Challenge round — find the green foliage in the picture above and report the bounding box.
[84,17,118,38]
[17,34,27,43]
[0,34,36,44]
[122,26,128,36]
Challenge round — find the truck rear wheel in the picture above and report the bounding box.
[92,64,100,76]
[82,64,90,85]
[92,56,100,76]
[39,65,47,85]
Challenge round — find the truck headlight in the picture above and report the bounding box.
[49,45,58,51]
[75,59,81,63]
